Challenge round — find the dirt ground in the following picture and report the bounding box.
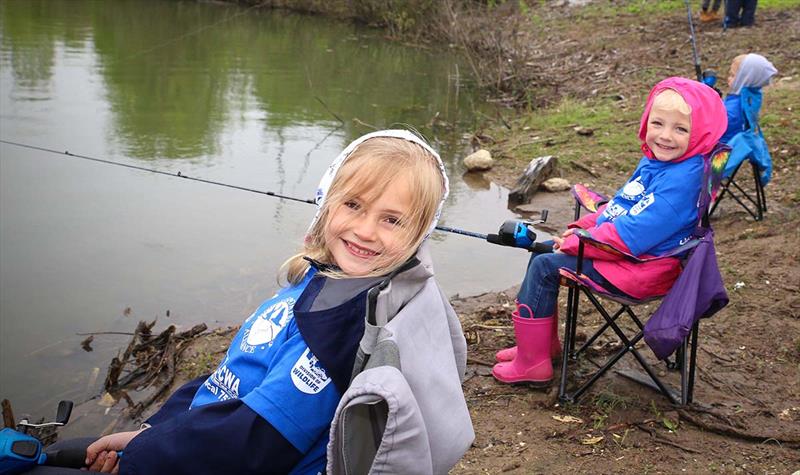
[65,2,800,473]
[449,5,800,470]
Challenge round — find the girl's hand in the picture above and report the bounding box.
[84,450,119,473]
[85,429,145,472]
[553,229,575,250]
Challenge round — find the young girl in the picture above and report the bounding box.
[720,53,777,184]
[493,77,727,385]
[78,130,472,474]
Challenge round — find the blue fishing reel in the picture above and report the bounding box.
[702,69,717,88]
[0,401,84,474]
[486,210,553,253]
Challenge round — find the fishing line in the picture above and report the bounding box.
[0,139,490,239]
[0,139,314,205]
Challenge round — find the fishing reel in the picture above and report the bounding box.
[0,400,85,474]
[487,210,553,253]
[702,69,723,97]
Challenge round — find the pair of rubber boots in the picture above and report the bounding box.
[492,303,561,386]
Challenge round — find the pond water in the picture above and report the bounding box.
[0,0,539,418]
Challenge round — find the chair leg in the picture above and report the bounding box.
[714,159,766,221]
[751,161,765,220]
[687,322,700,403]
[575,306,626,357]
[558,283,579,403]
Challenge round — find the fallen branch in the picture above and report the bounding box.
[634,423,701,454]
[2,399,15,428]
[678,408,800,447]
[467,357,496,367]
[102,320,208,419]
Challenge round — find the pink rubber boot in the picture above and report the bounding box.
[492,315,554,386]
[495,306,561,362]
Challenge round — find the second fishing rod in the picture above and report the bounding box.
[0,139,553,253]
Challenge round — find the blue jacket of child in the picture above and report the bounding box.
[119,266,373,475]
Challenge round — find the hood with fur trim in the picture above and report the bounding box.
[638,77,727,163]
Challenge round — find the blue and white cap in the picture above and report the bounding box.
[310,129,449,239]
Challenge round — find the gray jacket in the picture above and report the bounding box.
[326,244,474,474]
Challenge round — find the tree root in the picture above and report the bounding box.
[102,320,208,419]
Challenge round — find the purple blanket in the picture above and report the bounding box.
[644,230,729,360]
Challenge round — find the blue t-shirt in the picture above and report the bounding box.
[596,155,703,257]
[191,268,340,475]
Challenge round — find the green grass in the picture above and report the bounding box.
[490,96,641,176]
[760,86,800,159]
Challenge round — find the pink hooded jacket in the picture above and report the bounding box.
[559,77,727,299]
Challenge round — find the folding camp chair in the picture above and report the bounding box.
[709,87,772,221]
[557,145,730,406]
[709,143,767,220]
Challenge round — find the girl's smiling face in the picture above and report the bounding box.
[645,106,691,161]
[323,175,413,276]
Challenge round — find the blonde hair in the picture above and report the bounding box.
[730,54,747,80]
[652,88,692,116]
[280,137,445,285]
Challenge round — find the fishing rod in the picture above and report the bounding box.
[682,1,723,95]
[683,0,703,82]
[0,139,551,252]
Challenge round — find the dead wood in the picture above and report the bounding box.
[508,155,556,205]
[2,399,15,428]
[633,423,701,454]
[101,320,208,418]
[678,408,800,447]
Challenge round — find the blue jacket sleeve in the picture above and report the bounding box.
[120,399,303,475]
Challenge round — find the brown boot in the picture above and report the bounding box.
[700,10,714,23]
[708,10,722,22]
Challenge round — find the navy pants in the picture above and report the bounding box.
[517,243,625,318]
[726,0,757,26]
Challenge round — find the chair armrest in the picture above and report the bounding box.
[573,229,644,263]
[573,229,704,264]
[571,184,609,214]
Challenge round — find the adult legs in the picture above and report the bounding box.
[741,0,757,26]
[726,0,744,26]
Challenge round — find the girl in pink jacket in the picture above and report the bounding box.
[493,77,727,385]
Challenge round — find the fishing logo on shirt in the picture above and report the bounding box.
[291,349,332,394]
[240,298,296,353]
[629,193,655,216]
[620,177,646,201]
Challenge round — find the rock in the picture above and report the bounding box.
[508,155,556,205]
[463,149,493,171]
[540,177,571,192]
[574,126,594,136]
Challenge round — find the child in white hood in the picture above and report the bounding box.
[79,130,472,475]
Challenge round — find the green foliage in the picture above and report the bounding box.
[590,390,629,429]
[490,96,640,175]
[350,0,439,35]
